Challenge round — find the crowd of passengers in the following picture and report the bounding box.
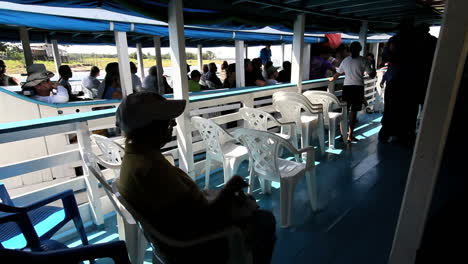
[1,41,379,104]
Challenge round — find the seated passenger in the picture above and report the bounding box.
[58,65,83,101]
[21,64,69,104]
[265,66,279,85]
[143,66,173,94]
[117,92,276,264]
[205,62,222,89]
[245,59,266,87]
[222,63,236,89]
[277,61,291,83]
[262,61,273,80]
[82,66,101,98]
[200,64,209,86]
[97,62,122,99]
[130,62,143,93]
[58,65,73,96]
[0,60,19,86]
[188,70,202,92]
[220,61,229,82]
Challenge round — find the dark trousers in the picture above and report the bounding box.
[380,80,419,141]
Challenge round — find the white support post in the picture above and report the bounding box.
[373,42,380,69]
[197,44,203,72]
[302,43,311,80]
[245,44,248,59]
[235,40,246,88]
[19,27,33,68]
[136,42,145,80]
[281,43,285,65]
[51,39,62,75]
[168,0,195,177]
[359,21,368,56]
[114,31,133,97]
[291,14,306,92]
[389,0,468,263]
[153,36,165,95]
[76,121,104,226]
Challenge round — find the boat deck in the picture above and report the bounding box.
[60,112,412,264]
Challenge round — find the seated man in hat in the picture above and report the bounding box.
[22,64,69,104]
[0,60,19,86]
[117,92,276,264]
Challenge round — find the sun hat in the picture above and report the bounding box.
[116,92,186,133]
[22,64,54,88]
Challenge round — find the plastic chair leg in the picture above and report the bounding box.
[259,179,272,195]
[72,215,89,246]
[340,118,348,142]
[223,159,233,184]
[122,220,147,264]
[305,170,319,211]
[248,170,256,194]
[329,120,336,149]
[279,180,295,227]
[205,157,212,189]
[317,123,326,155]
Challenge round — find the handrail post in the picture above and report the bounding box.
[327,80,336,94]
[168,0,195,177]
[136,42,145,81]
[291,14,305,92]
[302,43,311,81]
[114,31,133,97]
[197,44,203,72]
[51,39,62,75]
[76,121,104,226]
[153,36,165,95]
[359,21,368,56]
[19,26,33,68]
[235,40,245,88]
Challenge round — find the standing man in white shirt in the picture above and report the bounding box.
[21,64,69,104]
[330,42,375,143]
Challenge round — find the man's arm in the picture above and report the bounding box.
[329,72,343,82]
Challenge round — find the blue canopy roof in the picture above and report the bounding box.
[0,2,389,47]
[0,0,442,34]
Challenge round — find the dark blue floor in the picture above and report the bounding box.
[63,113,412,264]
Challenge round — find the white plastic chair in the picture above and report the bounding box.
[82,151,147,264]
[303,91,348,149]
[233,128,318,227]
[115,183,251,264]
[239,107,298,146]
[191,116,249,189]
[90,134,125,178]
[272,91,325,155]
[239,107,299,161]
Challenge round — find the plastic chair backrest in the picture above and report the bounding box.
[91,135,124,165]
[273,91,322,128]
[239,107,276,131]
[82,151,136,225]
[191,116,232,158]
[233,128,296,180]
[303,90,341,126]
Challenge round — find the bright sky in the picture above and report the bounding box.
[63,26,441,62]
